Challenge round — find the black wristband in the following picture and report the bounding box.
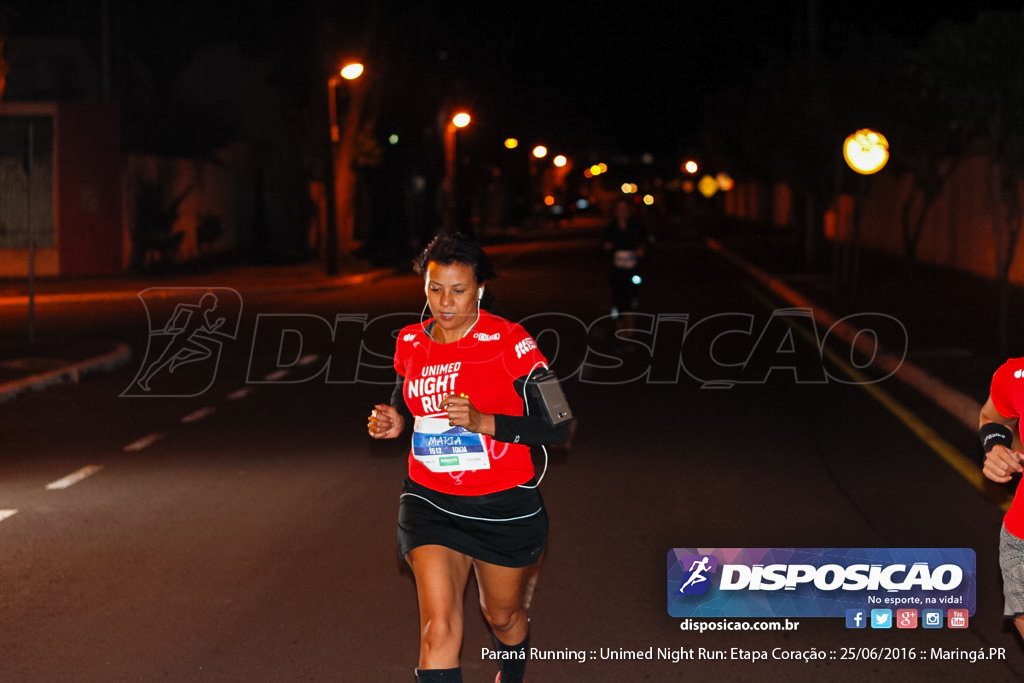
[980,422,1014,452]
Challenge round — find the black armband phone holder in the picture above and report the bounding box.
[518,368,573,427]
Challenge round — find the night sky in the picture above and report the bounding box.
[381,0,1024,157]
[7,0,1024,160]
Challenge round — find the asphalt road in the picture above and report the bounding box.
[1,235,1021,681]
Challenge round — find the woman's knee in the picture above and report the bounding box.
[480,603,526,634]
[421,613,463,650]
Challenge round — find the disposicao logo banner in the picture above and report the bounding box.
[667,548,976,618]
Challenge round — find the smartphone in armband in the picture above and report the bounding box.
[519,367,573,426]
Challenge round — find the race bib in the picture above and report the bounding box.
[412,416,490,473]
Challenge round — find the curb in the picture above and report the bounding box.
[0,342,134,405]
[706,238,982,433]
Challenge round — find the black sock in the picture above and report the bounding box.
[414,667,462,682]
[493,630,529,683]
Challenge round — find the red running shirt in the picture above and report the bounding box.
[394,310,549,496]
[989,358,1024,539]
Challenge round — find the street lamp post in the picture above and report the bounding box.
[443,111,470,234]
[839,128,889,299]
[530,145,547,229]
[323,61,364,276]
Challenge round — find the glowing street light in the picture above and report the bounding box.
[444,111,472,232]
[340,62,364,80]
[504,138,519,149]
[553,154,567,168]
[532,145,548,159]
[329,62,364,142]
[843,129,889,175]
[325,60,365,275]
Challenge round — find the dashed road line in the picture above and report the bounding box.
[0,509,18,523]
[46,465,104,490]
[181,406,217,424]
[124,433,164,452]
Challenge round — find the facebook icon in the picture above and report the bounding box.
[846,609,867,629]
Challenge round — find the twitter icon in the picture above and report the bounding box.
[870,609,893,629]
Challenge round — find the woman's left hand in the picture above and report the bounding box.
[441,394,495,436]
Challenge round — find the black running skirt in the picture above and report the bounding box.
[398,477,548,568]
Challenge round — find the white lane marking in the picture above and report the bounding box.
[46,465,104,490]
[227,387,252,400]
[263,369,289,381]
[181,406,217,424]
[297,354,320,367]
[124,433,164,452]
[0,509,18,523]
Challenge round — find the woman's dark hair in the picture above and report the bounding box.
[414,232,498,284]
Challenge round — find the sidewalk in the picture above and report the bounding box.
[0,259,394,404]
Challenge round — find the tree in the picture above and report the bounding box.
[921,12,1024,355]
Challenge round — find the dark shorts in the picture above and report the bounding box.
[398,477,548,568]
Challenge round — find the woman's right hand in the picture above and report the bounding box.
[368,403,404,439]
[983,443,1023,483]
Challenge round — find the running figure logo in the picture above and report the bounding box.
[678,554,718,596]
[123,288,242,397]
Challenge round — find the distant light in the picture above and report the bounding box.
[843,129,889,174]
[340,63,364,80]
[452,112,471,128]
[532,145,548,159]
[598,163,607,173]
[544,195,555,206]
[621,183,638,194]
[631,274,642,285]
[589,164,603,176]
[698,175,719,198]
[683,160,698,174]
[553,155,567,167]
[388,134,399,145]
[505,138,519,149]
[583,168,593,178]
[641,153,653,165]
[575,198,590,210]
[715,173,734,191]
[642,194,654,206]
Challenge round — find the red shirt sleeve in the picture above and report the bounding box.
[503,322,549,379]
[990,361,1021,420]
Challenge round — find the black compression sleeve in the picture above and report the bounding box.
[493,413,568,445]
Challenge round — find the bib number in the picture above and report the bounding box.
[412,416,489,473]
